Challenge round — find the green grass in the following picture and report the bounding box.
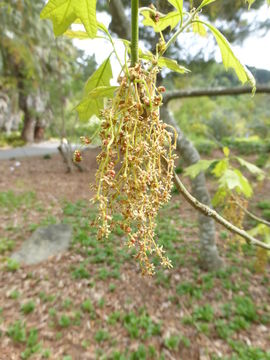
[123,310,161,340]
[0,190,36,212]
[0,238,15,254]
[21,301,35,315]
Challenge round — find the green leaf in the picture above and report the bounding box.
[184,159,216,179]
[157,57,190,74]
[200,0,217,7]
[212,188,227,207]
[76,86,117,121]
[236,157,265,176]
[168,0,183,25]
[246,0,256,9]
[196,20,256,92]
[223,147,230,157]
[218,169,253,198]
[249,224,270,243]
[192,16,207,37]
[141,10,181,32]
[64,30,89,39]
[211,159,228,178]
[84,56,112,95]
[40,0,97,38]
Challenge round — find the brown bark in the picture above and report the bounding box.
[161,105,223,270]
[163,86,270,104]
[21,113,35,143]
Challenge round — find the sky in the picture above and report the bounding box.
[74,4,270,76]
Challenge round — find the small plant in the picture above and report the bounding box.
[21,328,41,360]
[192,304,214,322]
[21,301,35,315]
[164,334,180,350]
[81,299,94,314]
[94,329,110,343]
[42,349,51,359]
[109,283,116,292]
[5,258,20,272]
[0,238,15,254]
[123,311,161,339]
[9,290,20,300]
[58,314,72,328]
[71,264,90,279]
[233,296,257,322]
[62,298,73,310]
[108,311,121,326]
[7,320,26,343]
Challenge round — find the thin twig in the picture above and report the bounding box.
[172,171,270,250]
[232,196,270,227]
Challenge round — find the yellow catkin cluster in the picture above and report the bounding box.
[91,63,177,275]
[223,194,248,248]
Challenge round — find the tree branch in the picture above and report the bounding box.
[172,171,270,250]
[163,86,270,104]
[231,195,270,228]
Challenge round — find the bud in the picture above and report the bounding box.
[80,136,91,145]
[73,150,82,163]
[157,86,166,93]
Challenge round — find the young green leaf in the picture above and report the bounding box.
[184,159,216,179]
[157,57,190,74]
[211,159,228,178]
[40,0,97,38]
[76,86,117,121]
[212,188,227,207]
[236,157,265,179]
[168,0,183,25]
[223,147,230,157]
[218,169,253,198]
[199,0,217,8]
[249,224,270,243]
[195,20,256,92]
[84,56,113,95]
[192,16,207,37]
[64,30,89,39]
[141,10,181,32]
[246,0,256,9]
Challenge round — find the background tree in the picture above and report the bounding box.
[0,0,95,142]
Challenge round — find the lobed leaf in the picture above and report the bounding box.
[64,30,89,39]
[76,86,117,121]
[195,20,256,92]
[192,16,207,37]
[212,188,227,207]
[211,159,228,178]
[200,0,217,7]
[40,0,97,38]
[218,169,253,198]
[168,0,183,25]
[184,159,216,179]
[236,157,265,179]
[84,56,113,95]
[141,10,181,32]
[158,57,190,74]
[246,0,256,9]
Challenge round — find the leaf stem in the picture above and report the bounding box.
[163,9,199,55]
[131,0,139,66]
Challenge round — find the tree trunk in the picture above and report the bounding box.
[21,111,35,143]
[161,105,223,270]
